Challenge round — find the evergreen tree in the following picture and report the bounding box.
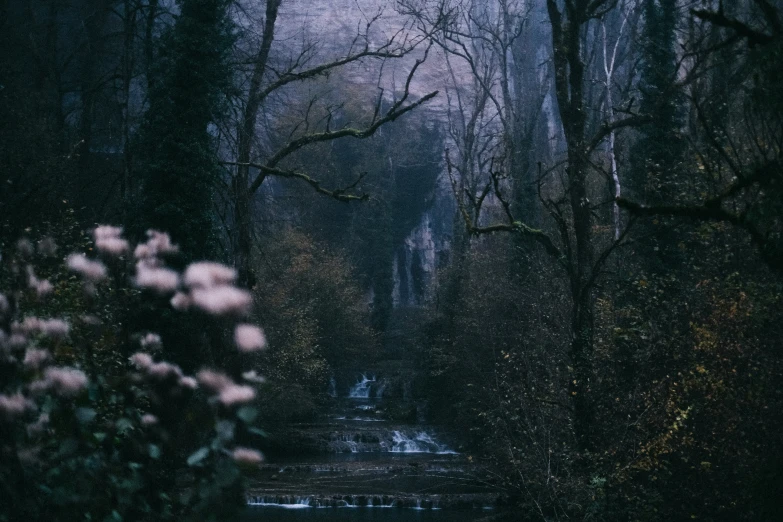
[134,0,234,260]
[630,0,684,204]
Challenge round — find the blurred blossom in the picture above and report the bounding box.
[0,392,35,417]
[140,333,162,350]
[184,262,237,288]
[34,279,54,298]
[8,334,27,349]
[170,292,191,310]
[130,352,154,370]
[232,447,263,465]
[94,226,129,255]
[191,286,251,316]
[41,367,88,396]
[14,317,69,339]
[96,237,129,255]
[135,264,179,293]
[147,361,183,380]
[196,369,233,392]
[25,266,54,298]
[93,225,123,240]
[141,414,158,426]
[67,254,107,281]
[179,376,198,389]
[23,348,50,370]
[218,384,256,406]
[234,324,266,352]
[241,370,265,384]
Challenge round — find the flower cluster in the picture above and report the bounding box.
[1,225,267,481]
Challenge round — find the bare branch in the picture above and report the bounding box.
[224,162,369,203]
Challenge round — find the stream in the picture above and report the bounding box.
[244,372,499,521]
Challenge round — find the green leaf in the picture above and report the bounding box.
[248,427,268,438]
[115,418,134,434]
[148,444,161,460]
[236,406,258,423]
[76,407,97,424]
[187,447,210,466]
[94,432,107,442]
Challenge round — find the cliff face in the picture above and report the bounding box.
[256,0,458,308]
[250,0,557,309]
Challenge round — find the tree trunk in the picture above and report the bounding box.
[233,0,280,286]
[547,0,596,451]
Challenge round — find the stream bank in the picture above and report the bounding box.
[244,369,503,520]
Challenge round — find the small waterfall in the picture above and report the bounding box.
[348,374,376,398]
[389,431,456,454]
[328,376,337,398]
[247,496,313,508]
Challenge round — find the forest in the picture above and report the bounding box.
[0,0,781,521]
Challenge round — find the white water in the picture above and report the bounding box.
[348,374,376,398]
[248,496,313,509]
[388,431,456,454]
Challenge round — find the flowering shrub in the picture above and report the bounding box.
[0,227,267,521]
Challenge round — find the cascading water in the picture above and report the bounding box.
[246,369,494,519]
[388,431,456,454]
[247,496,313,509]
[348,374,376,398]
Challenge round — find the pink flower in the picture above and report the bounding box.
[0,392,35,417]
[25,267,54,298]
[219,384,256,406]
[14,317,41,334]
[94,225,123,240]
[23,348,50,370]
[196,369,233,392]
[0,293,9,316]
[67,254,107,281]
[43,367,88,396]
[183,262,237,288]
[191,286,252,316]
[96,237,129,255]
[135,264,179,293]
[170,292,191,311]
[234,324,266,352]
[145,230,179,256]
[232,447,263,465]
[40,319,69,338]
[140,333,162,350]
[147,361,183,380]
[34,279,54,298]
[8,334,27,349]
[14,317,69,338]
[179,376,198,390]
[242,370,266,384]
[133,244,153,260]
[129,352,154,370]
[141,414,158,426]
[94,226,129,255]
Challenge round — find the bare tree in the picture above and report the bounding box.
[427,0,651,450]
[221,1,438,284]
